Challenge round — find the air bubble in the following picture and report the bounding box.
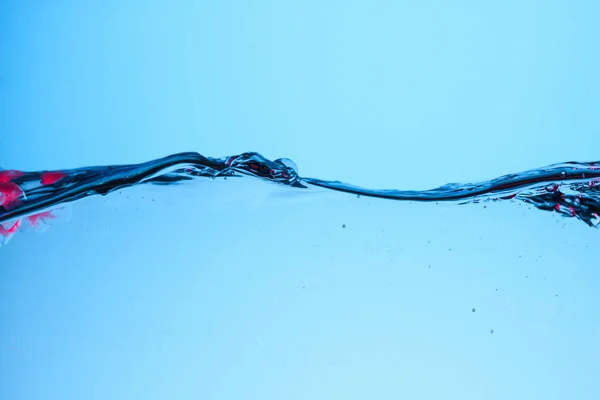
[276,158,298,174]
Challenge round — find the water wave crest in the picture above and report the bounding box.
[1,152,599,245]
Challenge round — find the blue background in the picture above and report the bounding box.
[1,1,599,399]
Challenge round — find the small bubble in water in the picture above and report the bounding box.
[472,308,476,312]
[342,224,346,228]
[277,158,298,173]
[490,329,494,334]
[357,194,360,198]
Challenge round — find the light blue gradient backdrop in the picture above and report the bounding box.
[1,1,599,399]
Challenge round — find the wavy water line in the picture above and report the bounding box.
[1,152,599,245]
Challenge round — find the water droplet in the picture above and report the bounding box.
[342,224,346,228]
[276,158,298,173]
[357,194,361,198]
[472,308,476,312]
[490,329,494,334]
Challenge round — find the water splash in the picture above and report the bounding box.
[1,152,599,246]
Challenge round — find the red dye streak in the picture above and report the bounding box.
[26,211,55,228]
[555,204,561,211]
[41,171,66,185]
[0,170,24,183]
[569,206,576,217]
[0,182,23,207]
[0,219,21,237]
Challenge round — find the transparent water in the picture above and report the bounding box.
[1,2,599,400]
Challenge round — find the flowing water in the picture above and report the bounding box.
[2,152,600,236]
